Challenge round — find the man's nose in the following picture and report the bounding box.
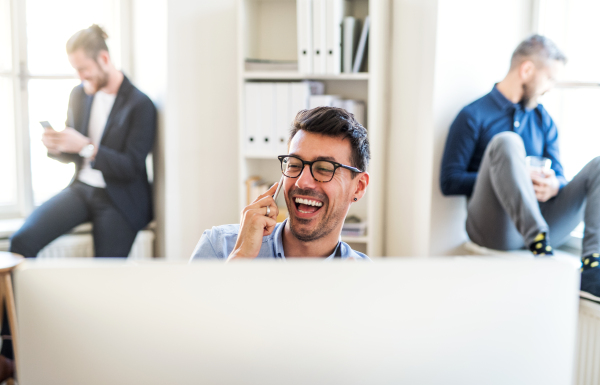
[295,164,318,188]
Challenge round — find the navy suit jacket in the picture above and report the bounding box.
[50,75,157,231]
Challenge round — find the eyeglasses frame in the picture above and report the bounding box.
[278,155,363,183]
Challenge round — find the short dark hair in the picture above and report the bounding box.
[289,107,370,176]
[510,34,567,70]
[66,24,109,59]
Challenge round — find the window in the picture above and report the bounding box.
[535,0,600,180]
[0,0,125,218]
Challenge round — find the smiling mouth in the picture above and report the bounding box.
[294,197,324,214]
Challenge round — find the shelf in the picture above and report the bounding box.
[238,0,384,257]
[244,71,370,81]
[244,153,281,160]
[341,236,369,244]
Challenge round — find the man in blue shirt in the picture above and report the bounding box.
[441,35,600,300]
[190,107,370,261]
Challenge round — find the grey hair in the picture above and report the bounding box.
[510,34,567,69]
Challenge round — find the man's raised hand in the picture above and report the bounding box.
[41,128,61,155]
[227,182,280,261]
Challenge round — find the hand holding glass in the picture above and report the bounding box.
[526,156,552,177]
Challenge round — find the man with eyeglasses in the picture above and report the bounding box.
[190,106,370,260]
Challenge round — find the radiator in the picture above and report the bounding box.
[0,230,154,260]
[576,299,600,385]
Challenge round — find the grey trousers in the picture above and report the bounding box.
[466,132,600,257]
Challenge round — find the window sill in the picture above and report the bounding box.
[0,218,95,240]
[0,218,155,240]
[0,218,25,239]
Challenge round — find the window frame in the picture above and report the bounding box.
[532,0,600,250]
[1,0,132,220]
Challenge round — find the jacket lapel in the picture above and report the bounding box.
[81,93,94,137]
[99,75,132,144]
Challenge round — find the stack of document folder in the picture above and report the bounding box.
[297,0,370,74]
[244,81,324,157]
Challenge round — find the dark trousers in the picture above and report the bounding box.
[9,180,137,258]
[4,181,137,359]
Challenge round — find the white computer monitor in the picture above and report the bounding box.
[15,257,579,385]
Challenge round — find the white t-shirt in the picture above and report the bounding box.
[77,90,116,188]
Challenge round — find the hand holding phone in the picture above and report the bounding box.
[40,121,60,154]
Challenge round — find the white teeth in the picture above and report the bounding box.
[294,198,323,207]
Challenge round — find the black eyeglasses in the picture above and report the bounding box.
[278,155,363,183]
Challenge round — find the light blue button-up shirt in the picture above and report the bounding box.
[190,219,369,261]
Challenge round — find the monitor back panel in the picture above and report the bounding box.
[15,258,579,385]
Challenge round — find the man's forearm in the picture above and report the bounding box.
[440,171,478,196]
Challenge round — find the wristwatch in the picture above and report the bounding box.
[79,143,95,158]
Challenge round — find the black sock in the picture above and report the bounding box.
[529,232,553,256]
[581,253,600,272]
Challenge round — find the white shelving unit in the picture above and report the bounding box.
[237,0,390,256]
[244,72,370,80]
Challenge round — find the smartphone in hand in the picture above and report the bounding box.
[39,121,55,130]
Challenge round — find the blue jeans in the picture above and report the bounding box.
[9,180,137,258]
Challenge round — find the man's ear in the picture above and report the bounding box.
[352,172,369,202]
[519,60,536,81]
[96,50,111,67]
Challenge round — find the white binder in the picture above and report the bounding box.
[342,17,358,73]
[325,0,345,74]
[244,83,260,154]
[296,0,313,74]
[258,83,276,155]
[275,83,291,155]
[343,99,366,126]
[312,0,327,74]
[291,82,311,121]
[309,94,341,109]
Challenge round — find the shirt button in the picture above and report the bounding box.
[514,121,520,128]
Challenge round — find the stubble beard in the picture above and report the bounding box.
[521,82,539,109]
[83,65,109,95]
[286,188,345,243]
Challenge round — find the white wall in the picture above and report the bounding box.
[384,0,534,256]
[165,0,239,260]
[385,0,438,257]
[130,0,168,257]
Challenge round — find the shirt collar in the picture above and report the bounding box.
[273,218,341,259]
[273,219,286,259]
[490,84,519,111]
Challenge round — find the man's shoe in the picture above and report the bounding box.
[580,267,600,303]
